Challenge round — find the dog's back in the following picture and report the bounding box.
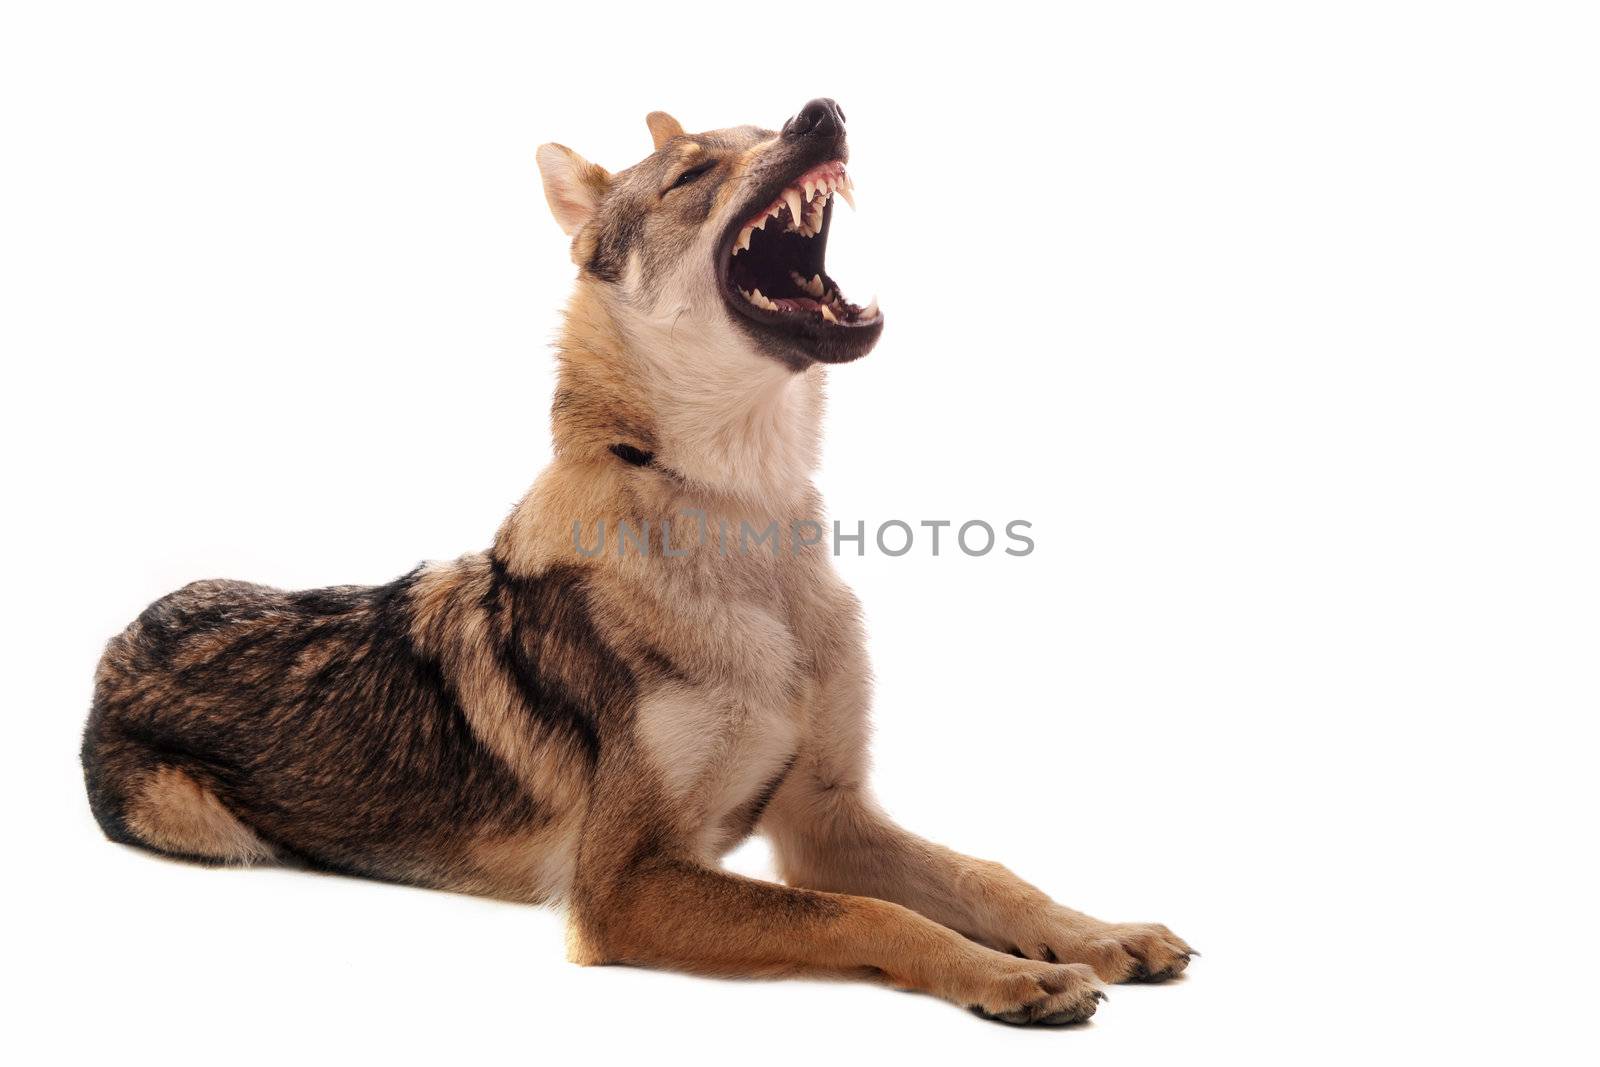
[82,567,564,887]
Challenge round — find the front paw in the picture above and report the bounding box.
[1001,919,1195,984]
[963,957,1104,1026]
[1093,922,1195,983]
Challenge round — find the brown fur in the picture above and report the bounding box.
[81,102,1191,1024]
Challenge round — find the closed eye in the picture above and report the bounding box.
[666,164,714,193]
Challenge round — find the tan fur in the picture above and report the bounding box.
[645,110,685,149]
[536,144,611,237]
[458,819,583,904]
[125,767,273,864]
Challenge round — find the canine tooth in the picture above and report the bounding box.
[787,272,824,297]
[818,304,837,323]
[783,187,804,228]
[862,297,879,318]
[735,226,753,253]
[837,182,856,210]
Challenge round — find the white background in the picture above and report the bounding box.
[3,2,1596,1063]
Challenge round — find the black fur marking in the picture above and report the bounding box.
[480,557,608,765]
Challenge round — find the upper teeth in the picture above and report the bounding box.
[731,162,874,326]
[781,188,805,231]
[731,163,852,254]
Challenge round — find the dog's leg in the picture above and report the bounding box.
[82,730,274,866]
[762,765,1194,984]
[564,755,1102,1024]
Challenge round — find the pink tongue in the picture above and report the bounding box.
[773,297,823,314]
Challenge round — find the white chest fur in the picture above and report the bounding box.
[614,490,829,857]
[633,605,807,859]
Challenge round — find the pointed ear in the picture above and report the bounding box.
[645,111,685,150]
[536,143,611,236]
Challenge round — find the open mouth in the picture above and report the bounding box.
[718,160,882,363]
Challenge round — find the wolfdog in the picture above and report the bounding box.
[83,99,1191,1024]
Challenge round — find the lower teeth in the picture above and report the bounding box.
[740,287,850,322]
[789,271,826,298]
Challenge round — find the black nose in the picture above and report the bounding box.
[782,98,845,141]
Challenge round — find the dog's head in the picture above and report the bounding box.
[536,98,882,371]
